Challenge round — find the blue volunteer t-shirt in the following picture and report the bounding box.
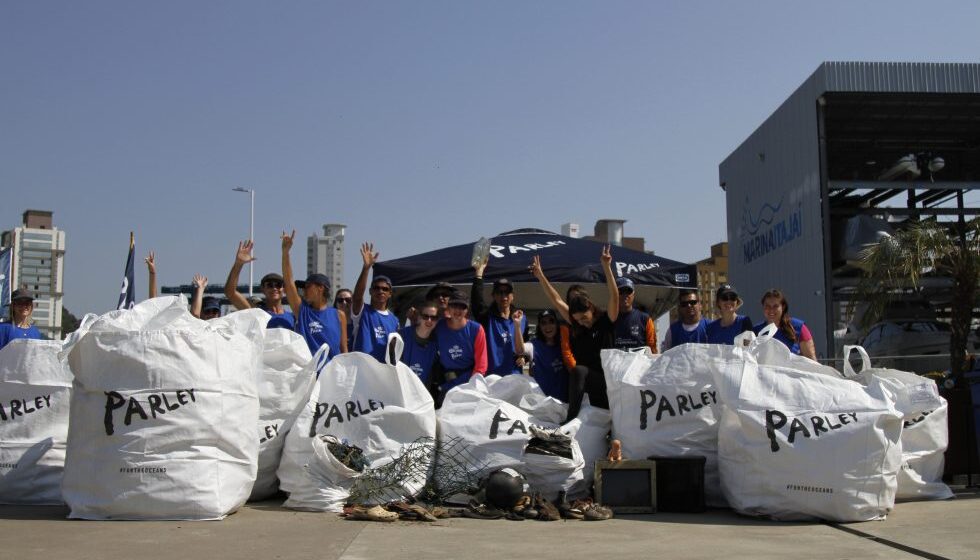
[706,315,753,345]
[295,303,342,361]
[398,325,439,385]
[0,323,43,351]
[754,318,805,355]
[668,318,709,348]
[262,306,295,330]
[354,307,400,362]
[486,313,526,375]
[531,339,567,402]
[435,319,481,389]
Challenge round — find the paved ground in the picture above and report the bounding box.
[1,488,978,560]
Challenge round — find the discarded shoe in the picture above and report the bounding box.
[522,506,539,520]
[504,511,526,521]
[556,491,583,520]
[430,506,450,519]
[533,493,561,521]
[512,494,531,515]
[347,505,398,522]
[463,501,504,520]
[583,504,613,521]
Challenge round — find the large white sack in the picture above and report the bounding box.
[250,329,322,501]
[602,345,734,507]
[842,345,953,501]
[0,339,73,504]
[62,297,266,520]
[714,333,906,522]
[560,400,611,499]
[279,334,436,511]
[437,374,582,500]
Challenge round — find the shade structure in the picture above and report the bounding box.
[374,229,697,318]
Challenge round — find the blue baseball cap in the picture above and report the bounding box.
[305,273,331,288]
[616,277,635,292]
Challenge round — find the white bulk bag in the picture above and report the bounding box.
[0,339,73,504]
[842,345,953,501]
[62,297,266,520]
[250,329,322,501]
[602,345,733,506]
[713,333,906,522]
[560,400,612,499]
[279,334,436,511]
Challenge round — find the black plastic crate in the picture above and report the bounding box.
[646,455,706,513]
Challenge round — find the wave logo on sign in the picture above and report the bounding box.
[740,195,803,263]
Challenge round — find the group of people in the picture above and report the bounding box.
[2,234,816,423]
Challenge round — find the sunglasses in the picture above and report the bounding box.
[420,313,439,321]
[372,285,391,292]
[336,297,352,304]
[263,282,284,289]
[718,294,738,302]
[618,288,634,294]
[679,300,699,307]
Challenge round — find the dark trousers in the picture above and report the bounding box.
[567,365,609,421]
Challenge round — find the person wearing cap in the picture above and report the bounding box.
[662,289,709,350]
[526,309,568,401]
[426,282,455,319]
[0,288,44,350]
[705,284,754,345]
[351,242,401,362]
[223,240,295,329]
[612,277,658,353]
[190,273,221,320]
[471,258,528,376]
[433,291,487,400]
[281,230,347,360]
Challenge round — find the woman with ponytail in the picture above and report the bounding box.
[754,289,817,360]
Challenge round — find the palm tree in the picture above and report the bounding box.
[854,217,979,379]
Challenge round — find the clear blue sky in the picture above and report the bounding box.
[3,1,979,316]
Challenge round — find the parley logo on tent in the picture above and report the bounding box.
[488,240,565,259]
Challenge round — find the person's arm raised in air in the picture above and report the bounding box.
[601,245,620,323]
[145,251,157,299]
[191,273,207,319]
[512,309,527,371]
[224,240,255,310]
[280,230,302,317]
[352,242,378,317]
[530,255,569,323]
[471,254,489,319]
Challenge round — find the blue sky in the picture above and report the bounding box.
[3,1,979,316]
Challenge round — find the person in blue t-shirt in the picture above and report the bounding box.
[471,257,528,376]
[754,289,817,360]
[223,240,295,329]
[706,284,754,345]
[0,288,44,351]
[398,300,441,394]
[433,292,488,399]
[663,289,709,350]
[351,242,400,362]
[281,230,347,361]
[527,309,568,402]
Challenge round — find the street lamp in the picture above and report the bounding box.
[232,187,255,297]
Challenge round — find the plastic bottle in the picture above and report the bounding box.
[471,237,491,268]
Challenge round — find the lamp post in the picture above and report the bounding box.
[232,187,255,297]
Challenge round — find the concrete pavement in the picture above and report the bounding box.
[1,488,977,560]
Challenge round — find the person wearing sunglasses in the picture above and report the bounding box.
[351,242,400,362]
[398,300,441,397]
[754,288,816,360]
[662,289,708,350]
[281,230,347,360]
[705,284,754,345]
[0,288,44,350]
[223,240,295,329]
[612,277,658,353]
[433,292,487,400]
[527,309,568,401]
[333,288,355,339]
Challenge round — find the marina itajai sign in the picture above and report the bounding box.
[740,195,803,264]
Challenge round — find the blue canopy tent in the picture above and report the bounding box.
[374,229,696,318]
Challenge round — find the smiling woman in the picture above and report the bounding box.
[0,288,44,350]
[753,289,816,360]
[705,284,754,345]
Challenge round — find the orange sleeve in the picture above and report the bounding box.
[472,325,488,375]
[560,323,577,370]
[645,317,658,354]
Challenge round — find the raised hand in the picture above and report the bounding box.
[144,251,156,274]
[236,240,256,264]
[600,244,612,267]
[192,273,208,289]
[361,242,379,268]
[512,309,524,323]
[529,255,545,281]
[281,230,295,252]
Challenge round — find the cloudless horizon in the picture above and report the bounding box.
[3,1,979,317]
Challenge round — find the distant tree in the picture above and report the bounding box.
[61,306,80,336]
[854,217,979,379]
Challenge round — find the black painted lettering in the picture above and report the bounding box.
[810,415,827,436]
[707,391,717,405]
[124,397,148,426]
[369,399,380,411]
[507,419,527,436]
[324,404,343,429]
[787,418,811,444]
[838,413,850,426]
[10,400,21,417]
[43,395,51,407]
[847,413,858,423]
[310,403,329,437]
[162,393,180,411]
[639,389,656,430]
[765,409,787,452]
[345,401,358,420]
[676,394,691,414]
[489,408,510,440]
[656,395,676,422]
[186,389,196,402]
[0,403,6,421]
[148,394,165,418]
[176,390,189,405]
[104,391,127,435]
[34,396,45,411]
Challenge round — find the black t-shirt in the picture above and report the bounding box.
[570,314,615,371]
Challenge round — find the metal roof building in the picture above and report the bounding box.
[719,62,980,360]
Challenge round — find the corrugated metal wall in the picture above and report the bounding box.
[718,62,980,359]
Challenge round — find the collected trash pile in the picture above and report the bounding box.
[0,298,954,524]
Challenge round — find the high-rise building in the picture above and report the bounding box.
[307,224,345,296]
[1,210,66,339]
[696,242,729,320]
